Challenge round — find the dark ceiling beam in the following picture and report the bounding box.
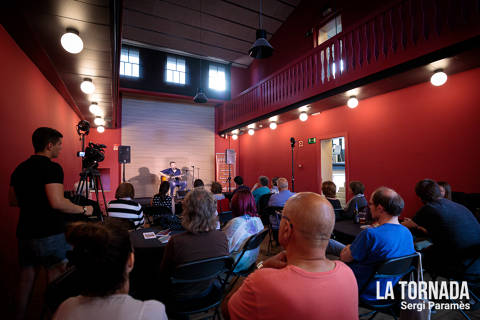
[220,0,286,23]
[110,0,122,129]
[125,7,253,44]
[275,0,297,8]
[158,0,273,35]
[125,24,247,55]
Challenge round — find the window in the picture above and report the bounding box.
[209,64,226,91]
[316,15,342,47]
[165,57,186,85]
[120,47,140,77]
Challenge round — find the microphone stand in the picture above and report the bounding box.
[291,138,295,192]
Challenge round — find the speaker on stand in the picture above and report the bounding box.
[118,146,131,182]
[225,149,236,192]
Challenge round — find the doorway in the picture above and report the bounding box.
[320,137,346,206]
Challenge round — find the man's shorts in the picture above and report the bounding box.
[18,233,71,268]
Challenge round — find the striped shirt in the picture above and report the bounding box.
[108,197,144,229]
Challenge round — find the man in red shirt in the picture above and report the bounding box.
[223,192,358,320]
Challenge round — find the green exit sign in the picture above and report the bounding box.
[308,137,316,144]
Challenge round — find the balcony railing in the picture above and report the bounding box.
[217,0,480,133]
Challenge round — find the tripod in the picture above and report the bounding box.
[74,165,108,222]
[290,137,295,192]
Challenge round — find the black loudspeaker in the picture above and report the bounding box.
[225,149,236,164]
[118,146,131,163]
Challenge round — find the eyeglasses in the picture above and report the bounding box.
[281,214,293,228]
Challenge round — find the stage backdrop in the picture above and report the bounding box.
[121,97,215,198]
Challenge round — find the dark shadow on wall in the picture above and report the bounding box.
[128,167,160,198]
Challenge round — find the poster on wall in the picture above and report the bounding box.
[216,153,235,192]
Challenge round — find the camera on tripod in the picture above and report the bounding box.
[82,142,106,169]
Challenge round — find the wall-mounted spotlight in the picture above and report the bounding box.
[248,129,255,135]
[97,126,105,133]
[94,116,105,126]
[81,78,95,94]
[299,112,308,121]
[347,96,359,109]
[269,122,277,130]
[248,123,256,129]
[61,28,83,54]
[430,70,447,86]
[232,134,238,140]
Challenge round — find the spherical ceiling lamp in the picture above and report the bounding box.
[430,70,447,86]
[249,0,273,59]
[94,116,105,126]
[269,122,277,130]
[61,28,83,54]
[248,129,255,135]
[299,112,308,122]
[97,126,105,133]
[347,96,359,109]
[232,134,238,140]
[81,78,95,94]
[89,102,103,116]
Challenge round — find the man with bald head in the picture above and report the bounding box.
[327,187,415,302]
[267,177,295,207]
[224,192,358,320]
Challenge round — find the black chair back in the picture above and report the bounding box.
[258,193,273,218]
[171,255,233,285]
[231,229,269,271]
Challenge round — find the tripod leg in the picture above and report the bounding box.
[96,175,108,222]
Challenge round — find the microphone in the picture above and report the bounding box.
[290,137,295,148]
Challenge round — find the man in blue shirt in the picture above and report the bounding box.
[268,177,295,207]
[327,187,415,301]
[251,176,270,205]
[160,161,187,196]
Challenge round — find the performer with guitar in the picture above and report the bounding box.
[160,161,187,196]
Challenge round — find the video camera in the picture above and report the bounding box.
[82,142,106,169]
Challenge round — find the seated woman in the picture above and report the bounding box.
[344,181,368,220]
[322,181,345,220]
[152,181,173,211]
[211,181,225,201]
[159,188,228,299]
[54,221,167,320]
[108,183,144,229]
[223,189,264,272]
[437,181,452,200]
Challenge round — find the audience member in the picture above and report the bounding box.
[271,177,279,194]
[327,187,415,301]
[152,181,173,211]
[211,181,226,201]
[233,176,250,194]
[223,192,358,320]
[224,190,264,272]
[9,127,93,319]
[251,176,270,205]
[403,179,480,277]
[54,221,167,320]
[108,183,144,229]
[321,181,344,220]
[344,181,368,219]
[193,179,204,188]
[437,181,452,200]
[160,188,228,299]
[268,177,295,207]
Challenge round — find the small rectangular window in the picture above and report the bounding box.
[209,64,226,91]
[316,15,342,47]
[120,47,140,78]
[165,57,186,85]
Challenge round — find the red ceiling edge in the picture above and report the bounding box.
[119,87,227,105]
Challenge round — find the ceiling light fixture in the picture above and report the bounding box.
[347,96,359,109]
[430,70,447,86]
[97,126,105,133]
[89,102,103,116]
[61,28,83,54]
[193,59,208,103]
[94,116,105,126]
[299,112,308,121]
[249,0,273,59]
[81,78,95,94]
[232,129,239,135]
[248,129,255,135]
[269,122,277,130]
[248,123,255,129]
[232,134,238,140]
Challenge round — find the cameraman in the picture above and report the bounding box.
[9,127,93,319]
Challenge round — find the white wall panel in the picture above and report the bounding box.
[122,97,215,197]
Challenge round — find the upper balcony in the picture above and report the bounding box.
[216,0,480,134]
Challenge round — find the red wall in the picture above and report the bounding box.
[230,66,250,98]
[0,26,82,314]
[227,68,480,218]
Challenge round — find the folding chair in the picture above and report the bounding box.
[263,206,283,255]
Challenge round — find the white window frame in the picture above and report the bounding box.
[120,47,140,78]
[165,56,186,85]
[208,64,226,91]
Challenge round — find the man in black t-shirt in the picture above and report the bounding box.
[9,127,94,319]
[403,179,480,278]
